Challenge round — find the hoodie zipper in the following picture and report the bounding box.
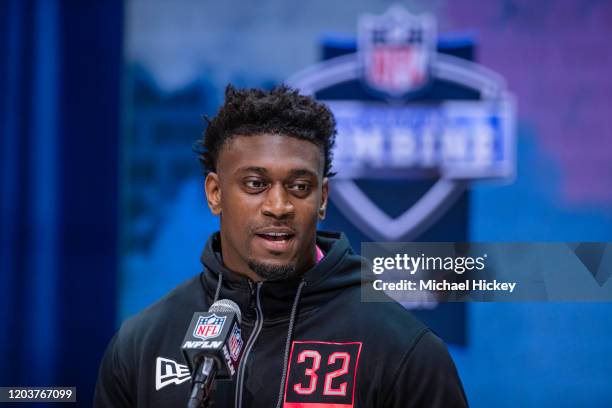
[235,281,263,408]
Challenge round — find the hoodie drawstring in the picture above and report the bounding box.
[213,270,223,303]
[275,278,307,408]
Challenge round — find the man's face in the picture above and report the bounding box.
[205,133,328,281]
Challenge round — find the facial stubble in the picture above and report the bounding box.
[247,259,297,282]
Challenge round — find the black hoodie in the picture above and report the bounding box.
[94,231,468,407]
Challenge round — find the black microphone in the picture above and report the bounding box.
[182,299,244,408]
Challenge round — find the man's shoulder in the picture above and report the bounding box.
[95,274,210,406]
[119,273,208,343]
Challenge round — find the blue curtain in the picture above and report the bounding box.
[0,0,122,404]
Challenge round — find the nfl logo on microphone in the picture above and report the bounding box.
[228,324,243,361]
[193,314,226,340]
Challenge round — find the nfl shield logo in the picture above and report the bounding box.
[193,314,226,340]
[228,324,243,361]
[358,6,436,98]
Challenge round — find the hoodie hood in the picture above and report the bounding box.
[199,230,362,324]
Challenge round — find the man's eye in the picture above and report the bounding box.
[289,183,311,192]
[245,180,267,189]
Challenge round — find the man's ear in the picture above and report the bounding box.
[319,177,329,220]
[205,172,222,215]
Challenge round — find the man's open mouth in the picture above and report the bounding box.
[255,232,295,242]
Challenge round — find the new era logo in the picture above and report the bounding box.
[155,357,191,391]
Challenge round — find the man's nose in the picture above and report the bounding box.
[261,183,295,219]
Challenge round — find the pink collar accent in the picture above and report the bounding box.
[315,245,325,263]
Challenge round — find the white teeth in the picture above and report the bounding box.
[263,232,290,237]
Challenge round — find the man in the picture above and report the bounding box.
[94,85,468,407]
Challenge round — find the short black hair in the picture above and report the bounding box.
[194,84,337,177]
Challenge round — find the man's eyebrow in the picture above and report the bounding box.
[236,166,268,174]
[289,168,318,178]
[235,167,318,178]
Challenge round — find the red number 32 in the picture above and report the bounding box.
[293,350,351,396]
